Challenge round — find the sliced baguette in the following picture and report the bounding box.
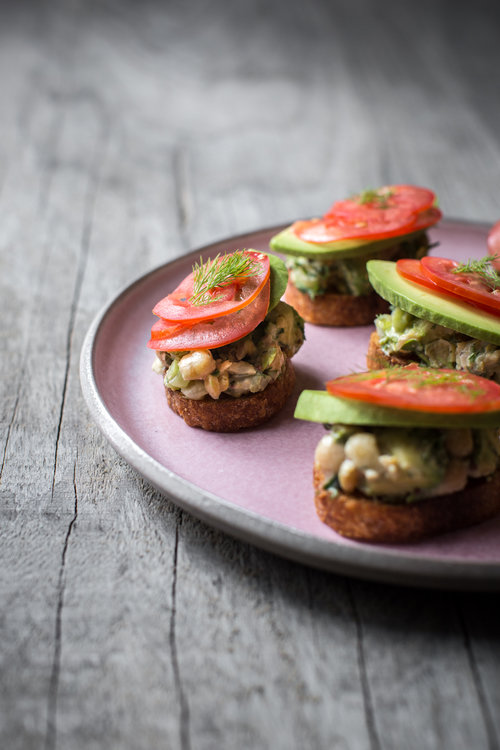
[313,465,500,543]
[165,357,295,431]
[284,281,389,326]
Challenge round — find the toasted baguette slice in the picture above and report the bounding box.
[366,331,415,370]
[313,466,500,543]
[165,357,295,431]
[284,281,389,326]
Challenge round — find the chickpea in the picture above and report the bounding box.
[205,374,221,400]
[314,434,345,477]
[338,460,359,493]
[227,361,257,375]
[344,433,379,469]
[178,350,216,380]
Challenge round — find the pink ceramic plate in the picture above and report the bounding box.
[80,220,500,590]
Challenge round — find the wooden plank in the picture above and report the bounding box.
[458,593,500,749]
[172,529,371,749]
[353,583,493,750]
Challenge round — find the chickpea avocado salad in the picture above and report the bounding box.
[269,185,441,326]
[148,250,304,431]
[294,366,500,543]
[367,255,500,382]
[153,302,303,401]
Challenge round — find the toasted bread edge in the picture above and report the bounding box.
[284,282,389,326]
[313,465,500,543]
[165,357,295,431]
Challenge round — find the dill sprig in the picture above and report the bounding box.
[355,187,395,208]
[452,254,500,291]
[188,250,259,306]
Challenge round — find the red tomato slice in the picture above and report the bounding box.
[420,256,500,315]
[325,185,436,220]
[293,214,418,244]
[487,220,500,269]
[294,185,440,245]
[152,251,270,324]
[148,280,270,351]
[326,366,500,414]
[149,320,187,341]
[396,258,441,291]
[396,257,498,314]
[408,206,442,231]
[293,210,437,244]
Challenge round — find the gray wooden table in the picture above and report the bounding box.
[2,1,500,748]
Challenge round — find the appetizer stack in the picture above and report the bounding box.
[295,366,500,542]
[148,250,304,431]
[366,255,500,380]
[270,185,441,326]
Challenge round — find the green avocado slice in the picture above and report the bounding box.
[270,225,426,261]
[265,252,288,311]
[367,260,500,346]
[294,390,500,429]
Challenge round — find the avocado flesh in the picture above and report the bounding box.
[294,390,500,429]
[266,252,289,310]
[270,226,426,261]
[367,260,500,347]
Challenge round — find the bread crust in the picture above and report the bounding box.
[284,281,389,326]
[366,331,415,370]
[313,465,500,543]
[165,357,295,431]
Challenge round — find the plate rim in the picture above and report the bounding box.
[80,219,500,591]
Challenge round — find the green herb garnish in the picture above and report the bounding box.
[452,254,500,291]
[355,187,395,209]
[189,250,259,306]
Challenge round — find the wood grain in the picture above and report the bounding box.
[2,1,500,749]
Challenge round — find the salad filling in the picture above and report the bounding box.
[376,306,500,382]
[153,301,304,400]
[315,424,500,503]
[287,235,429,299]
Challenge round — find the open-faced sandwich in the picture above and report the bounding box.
[269,185,441,326]
[148,250,304,431]
[366,255,500,382]
[295,366,500,543]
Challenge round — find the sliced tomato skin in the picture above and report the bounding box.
[293,214,418,244]
[408,206,442,231]
[152,251,270,324]
[487,220,500,269]
[396,258,499,314]
[294,185,440,245]
[326,366,500,414]
[150,319,189,340]
[325,185,435,220]
[148,280,270,351]
[420,256,500,315]
[396,258,441,291]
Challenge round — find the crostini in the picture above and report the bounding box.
[270,185,441,326]
[295,366,500,543]
[366,255,500,382]
[148,250,304,431]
